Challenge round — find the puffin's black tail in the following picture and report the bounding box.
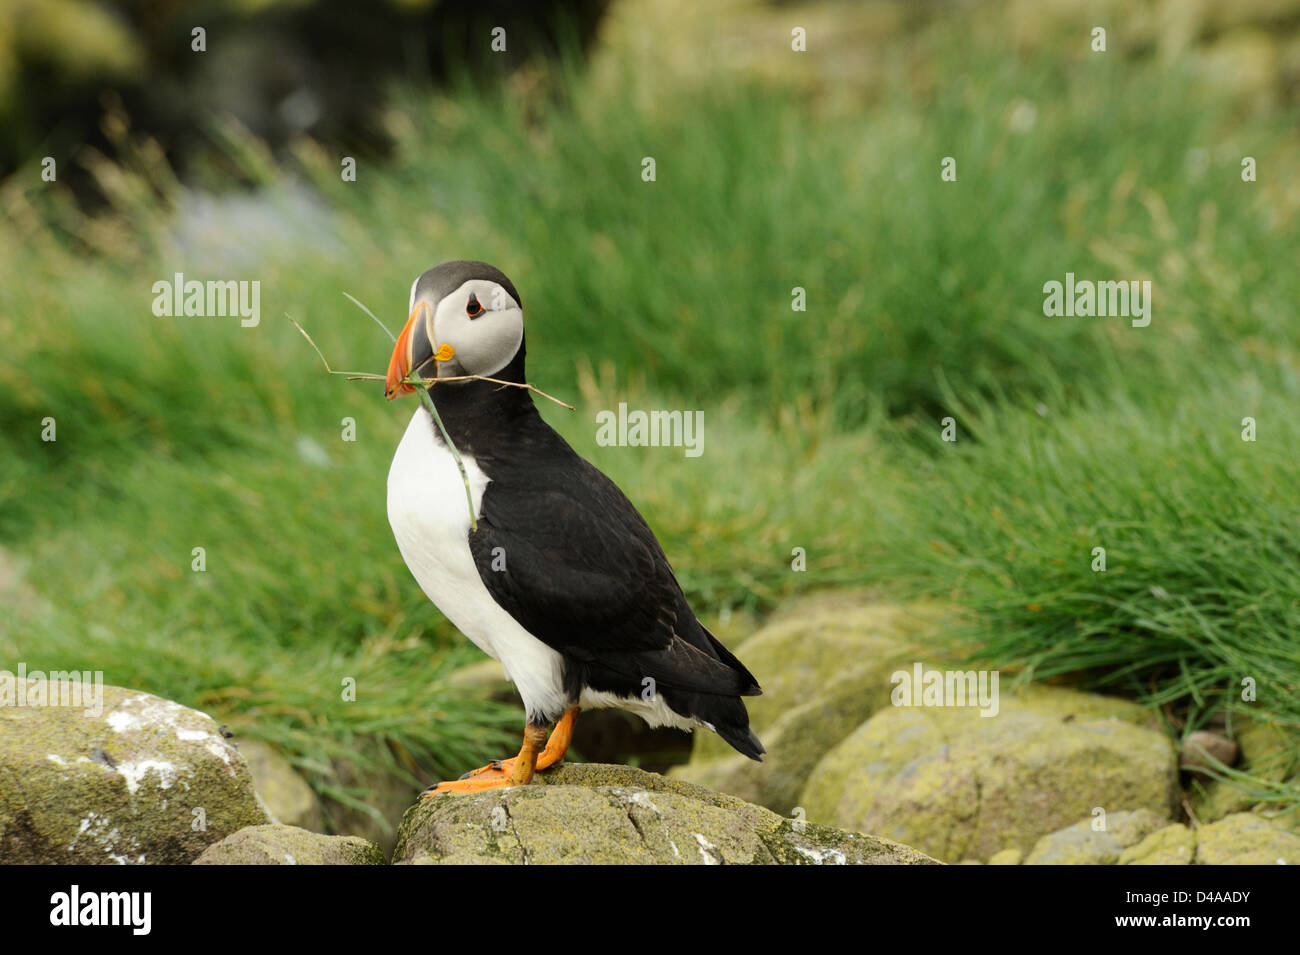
[701,627,762,697]
[686,623,764,759]
[573,619,766,760]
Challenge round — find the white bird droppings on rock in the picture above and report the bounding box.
[622,789,662,814]
[694,832,722,865]
[116,758,179,795]
[795,844,848,865]
[105,711,139,733]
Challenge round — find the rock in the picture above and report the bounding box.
[799,685,1178,862]
[444,658,514,696]
[0,683,268,863]
[393,763,938,865]
[236,740,324,831]
[1028,828,1120,868]
[988,847,1022,865]
[1120,824,1196,865]
[193,824,383,865]
[671,595,945,813]
[1117,814,1300,865]
[1179,730,1239,773]
[1194,813,1300,865]
[1108,808,1170,846]
[1025,810,1166,865]
[1190,719,1299,822]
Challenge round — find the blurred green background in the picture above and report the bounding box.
[1,0,1298,828]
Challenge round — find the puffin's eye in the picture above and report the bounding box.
[466,294,484,318]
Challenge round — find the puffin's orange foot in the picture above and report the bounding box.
[459,758,517,780]
[419,709,579,798]
[418,756,534,797]
[421,776,517,796]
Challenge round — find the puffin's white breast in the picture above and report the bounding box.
[386,407,568,720]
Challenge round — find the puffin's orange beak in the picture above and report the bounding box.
[385,303,425,400]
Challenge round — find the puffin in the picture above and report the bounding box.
[384,260,764,794]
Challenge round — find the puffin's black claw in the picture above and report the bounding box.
[419,784,441,797]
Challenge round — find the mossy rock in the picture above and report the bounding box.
[671,595,948,812]
[236,740,323,831]
[444,658,514,698]
[1189,718,1300,824]
[393,763,937,865]
[1120,824,1197,865]
[1025,810,1167,865]
[193,824,384,865]
[1194,812,1300,865]
[799,685,1176,862]
[0,683,268,863]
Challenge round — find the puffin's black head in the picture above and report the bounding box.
[386,260,525,399]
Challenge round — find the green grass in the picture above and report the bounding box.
[887,375,1300,752]
[1,2,1298,811]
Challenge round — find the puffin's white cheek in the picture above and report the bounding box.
[457,314,523,377]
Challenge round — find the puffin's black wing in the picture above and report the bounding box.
[466,454,760,701]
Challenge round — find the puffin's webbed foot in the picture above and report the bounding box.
[420,708,579,797]
[420,775,518,795]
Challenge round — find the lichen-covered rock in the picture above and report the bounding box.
[1107,808,1170,845]
[988,847,1022,865]
[1194,813,1300,865]
[193,824,383,865]
[1025,810,1167,865]
[670,595,945,813]
[799,685,1177,862]
[0,683,268,863]
[1026,824,1125,865]
[236,740,324,831]
[1120,824,1196,865]
[1190,719,1299,823]
[393,763,937,865]
[445,657,513,693]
